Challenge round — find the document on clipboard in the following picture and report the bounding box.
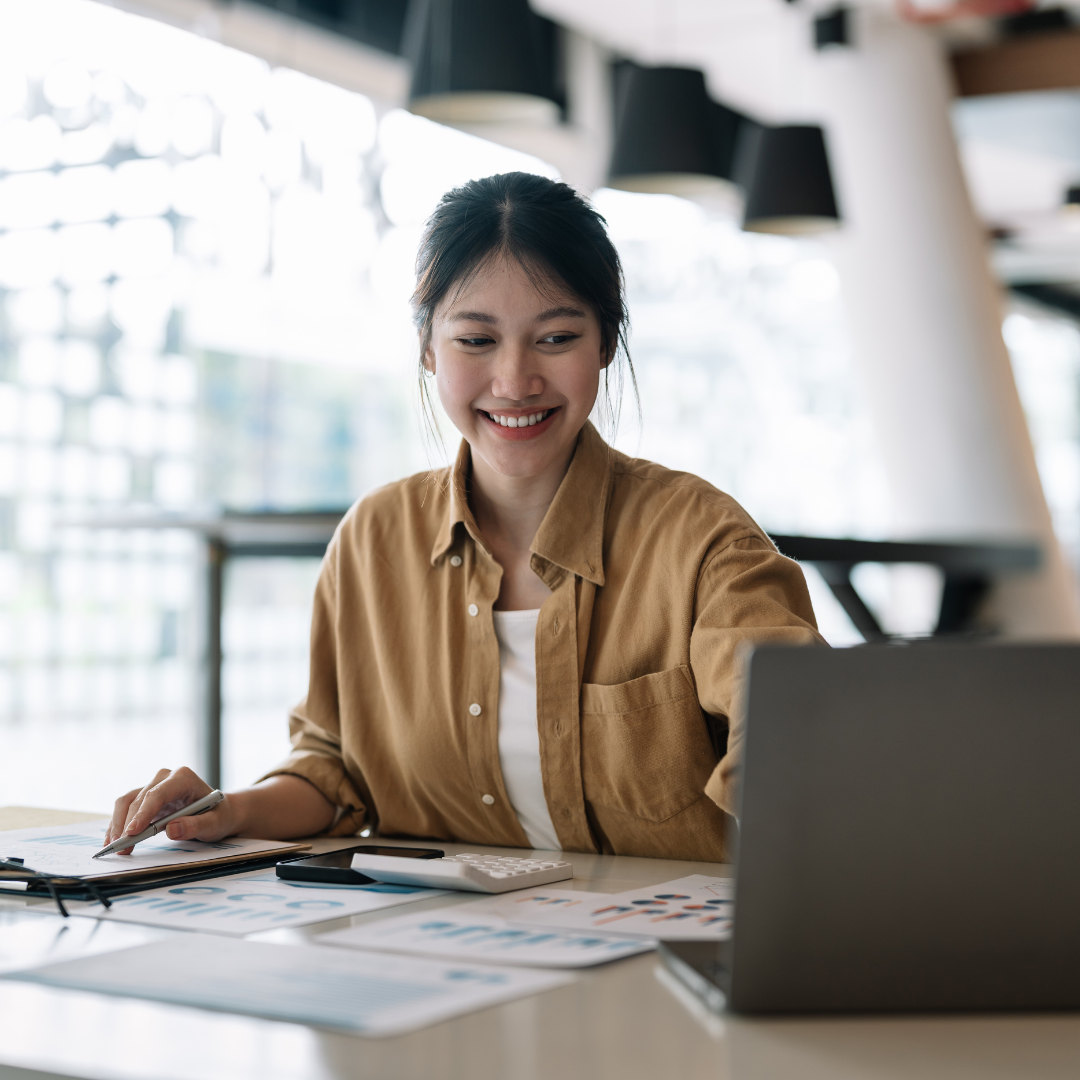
[0,819,308,887]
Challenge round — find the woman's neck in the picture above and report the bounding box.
[468,442,572,556]
[467,436,577,610]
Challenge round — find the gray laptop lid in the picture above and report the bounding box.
[729,643,1080,1013]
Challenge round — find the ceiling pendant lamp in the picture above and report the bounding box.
[606,64,745,204]
[404,0,560,126]
[739,124,841,235]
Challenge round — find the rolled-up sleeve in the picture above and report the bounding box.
[258,539,368,836]
[690,535,826,818]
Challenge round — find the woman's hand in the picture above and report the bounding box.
[106,767,242,853]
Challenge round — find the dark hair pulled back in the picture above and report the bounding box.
[411,171,636,446]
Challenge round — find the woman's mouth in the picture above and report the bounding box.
[481,408,554,428]
[479,407,560,439]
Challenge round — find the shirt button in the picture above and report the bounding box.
[481,794,495,805]
[469,703,482,716]
[468,603,479,617]
[450,555,462,567]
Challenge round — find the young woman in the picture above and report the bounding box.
[107,173,822,862]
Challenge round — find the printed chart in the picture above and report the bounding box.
[323,908,652,967]
[468,876,734,940]
[7,935,573,1036]
[70,869,444,935]
[0,821,301,880]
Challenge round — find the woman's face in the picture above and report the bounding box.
[425,255,607,483]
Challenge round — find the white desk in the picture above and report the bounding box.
[1,811,1079,1080]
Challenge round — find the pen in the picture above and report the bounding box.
[91,790,226,858]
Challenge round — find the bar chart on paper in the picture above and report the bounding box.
[69,870,443,935]
[323,909,653,967]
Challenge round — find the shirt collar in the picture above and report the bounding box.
[430,422,611,586]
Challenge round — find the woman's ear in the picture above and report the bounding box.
[422,335,436,374]
[600,343,614,370]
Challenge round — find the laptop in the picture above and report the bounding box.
[660,643,1080,1013]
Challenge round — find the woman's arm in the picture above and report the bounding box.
[105,768,336,852]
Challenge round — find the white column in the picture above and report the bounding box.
[806,6,1080,638]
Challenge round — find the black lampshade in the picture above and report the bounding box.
[607,64,745,200]
[404,0,560,124]
[739,124,841,235]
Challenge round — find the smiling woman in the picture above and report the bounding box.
[106,172,824,862]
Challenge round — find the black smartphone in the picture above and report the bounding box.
[276,844,445,886]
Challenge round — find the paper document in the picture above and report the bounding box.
[466,876,734,940]
[6,936,573,1036]
[0,820,306,882]
[323,908,653,967]
[68,869,445,935]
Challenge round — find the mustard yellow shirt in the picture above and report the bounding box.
[264,422,824,861]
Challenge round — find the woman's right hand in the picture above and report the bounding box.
[106,767,242,853]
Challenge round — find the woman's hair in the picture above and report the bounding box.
[411,171,636,447]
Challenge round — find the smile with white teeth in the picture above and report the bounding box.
[484,409,553,428]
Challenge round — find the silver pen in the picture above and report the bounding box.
[92,790,226,858]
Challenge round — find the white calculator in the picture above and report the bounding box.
[350,852,573,893]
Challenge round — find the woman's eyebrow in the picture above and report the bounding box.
[449,310,498,323]
[536,306,586,321]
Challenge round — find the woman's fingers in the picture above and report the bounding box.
[162,802,236,844]
[105,787,143,846]
[126,767,212,834]
[108,767,213,853]
[106,768,170,845]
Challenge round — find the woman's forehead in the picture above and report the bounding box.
[439,253,581,315]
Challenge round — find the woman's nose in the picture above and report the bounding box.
[490,346,542,401]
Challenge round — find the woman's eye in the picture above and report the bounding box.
[459,337,493,347]
[542,334,578,345]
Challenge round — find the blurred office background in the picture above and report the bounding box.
[3,0,1080,810]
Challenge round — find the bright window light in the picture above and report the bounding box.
[113,217,174,278]
[0,69,27,117]
[0,445,17,495]
[55,164,114,223]
[8,287,63,335]
[59,122,114,166]
[0,115,61,172]
[23,446,57,495]
[154,459,194,506]
[0,228,60,288]
[0,170,56,229]
[57,221,113,284]
[66,282,110,330]
[95,452,131,501]
[114,157,172,217]
[60,340,101,397]
[17,338,60,388]
[42,60,94,110]
[220,113,267,176]
[89,396,129,449]
[23,390,63,442]
[129,403,160,455]
[59,446,93,500]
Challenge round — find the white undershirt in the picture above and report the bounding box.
[492,608,561,852]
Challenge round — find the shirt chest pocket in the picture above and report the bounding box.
[580,665,718,824]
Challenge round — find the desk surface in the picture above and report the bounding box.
[1,810,1079,1080]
